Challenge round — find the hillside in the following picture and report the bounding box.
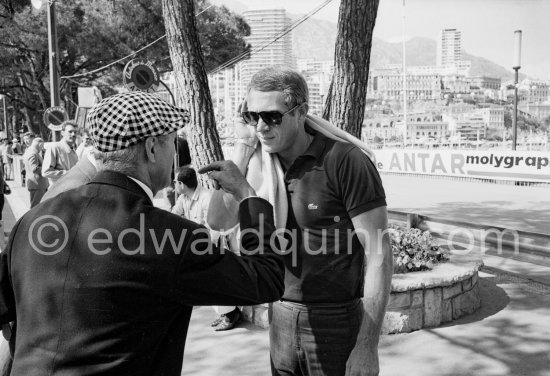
[291,16,516,81]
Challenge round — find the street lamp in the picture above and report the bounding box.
[32,0,60,141]
[512,30,522,151]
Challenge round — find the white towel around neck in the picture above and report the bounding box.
[242,114,374,232]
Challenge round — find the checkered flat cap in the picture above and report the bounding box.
[87,91,190,152]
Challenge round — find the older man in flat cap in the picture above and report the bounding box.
[0,92,284,376]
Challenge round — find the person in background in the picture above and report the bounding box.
[22,132,34,151]
[41,121,78,186]
[164,129,192,209]
[172,166,212,225]
[176,128,192,167]
[22,137,49,207]
[0,158,5,222]
[11,138,23,155]
[0,139,13,181]
[76,131,93,160]
[40,149,97,203]
[172,166,242,331]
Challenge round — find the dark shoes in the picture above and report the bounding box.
[212,308,242,331]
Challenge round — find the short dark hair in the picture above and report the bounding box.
[61,120,78,132]
[176,166,198,189]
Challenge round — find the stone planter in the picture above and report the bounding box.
[382,251,483,334]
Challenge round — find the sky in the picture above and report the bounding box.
[211,0,550,80]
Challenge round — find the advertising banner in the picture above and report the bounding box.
[373,149,550,182]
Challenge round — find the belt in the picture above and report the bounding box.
[278,298,361,312]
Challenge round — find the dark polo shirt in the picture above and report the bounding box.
[281,130,386,303]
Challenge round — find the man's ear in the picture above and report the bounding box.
[299,103,309,121]
[144,137,156,163]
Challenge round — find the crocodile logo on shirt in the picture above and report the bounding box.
[307,203,318,210]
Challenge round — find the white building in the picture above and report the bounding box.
[475,107,505,130]
[370,68,443,101]
[362,116,401,141]
[437,29,462,67]
[297,59,333,76]
[202,8,296,120]
[383,113,449,141]
[297,60,333,116]
[208,68,247,120]
[436,28,471,76]
[443,113,486,140]
[519,103,550,120]
[240,8,295,87]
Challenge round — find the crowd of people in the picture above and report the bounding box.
[0,66,393,376]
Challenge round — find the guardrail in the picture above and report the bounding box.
[381,171,550,187]
[388,209,550,264]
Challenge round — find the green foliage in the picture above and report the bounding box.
[0,0,249,137]
[196,0,250,72]
[388,225,450,274]
[504,109,545,132]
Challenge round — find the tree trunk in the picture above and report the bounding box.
[323,0,379,139]
[161,0,223,181]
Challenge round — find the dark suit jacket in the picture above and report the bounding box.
[41,156,97,202]
[0,171,283,376]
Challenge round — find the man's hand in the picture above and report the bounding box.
[235,100,257,147]
[345,344,379,376]
[199,160,256,202]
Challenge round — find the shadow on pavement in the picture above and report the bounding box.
[426,314,550,376]
[379,271,550,376]
[438,276,510,329]
[182,307,271,376]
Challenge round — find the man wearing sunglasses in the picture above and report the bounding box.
[208,66,393,376]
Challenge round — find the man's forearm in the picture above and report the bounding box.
[206,142,256,231]
[357,253,393,349]
[207,189,239,231]
[41,168,64,179]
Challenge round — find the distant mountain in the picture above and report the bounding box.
[290,15,336,60]
[291,16,517,81]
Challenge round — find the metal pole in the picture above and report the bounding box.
[512,30,522,151]
[1,96,6,133]
[401,0,407,146]
[47,0,60,141]
[512,68,519,150]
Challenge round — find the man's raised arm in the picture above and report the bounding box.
[207,106,258,231]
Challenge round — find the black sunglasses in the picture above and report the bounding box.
[241,104,301,127]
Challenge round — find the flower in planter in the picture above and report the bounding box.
[389,224,450,274]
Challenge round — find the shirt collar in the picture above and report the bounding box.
[284,127,329,180]
[191,186,201,201]
[301,127,328,159]
[128,177,154,203]
[60,139,75,151]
